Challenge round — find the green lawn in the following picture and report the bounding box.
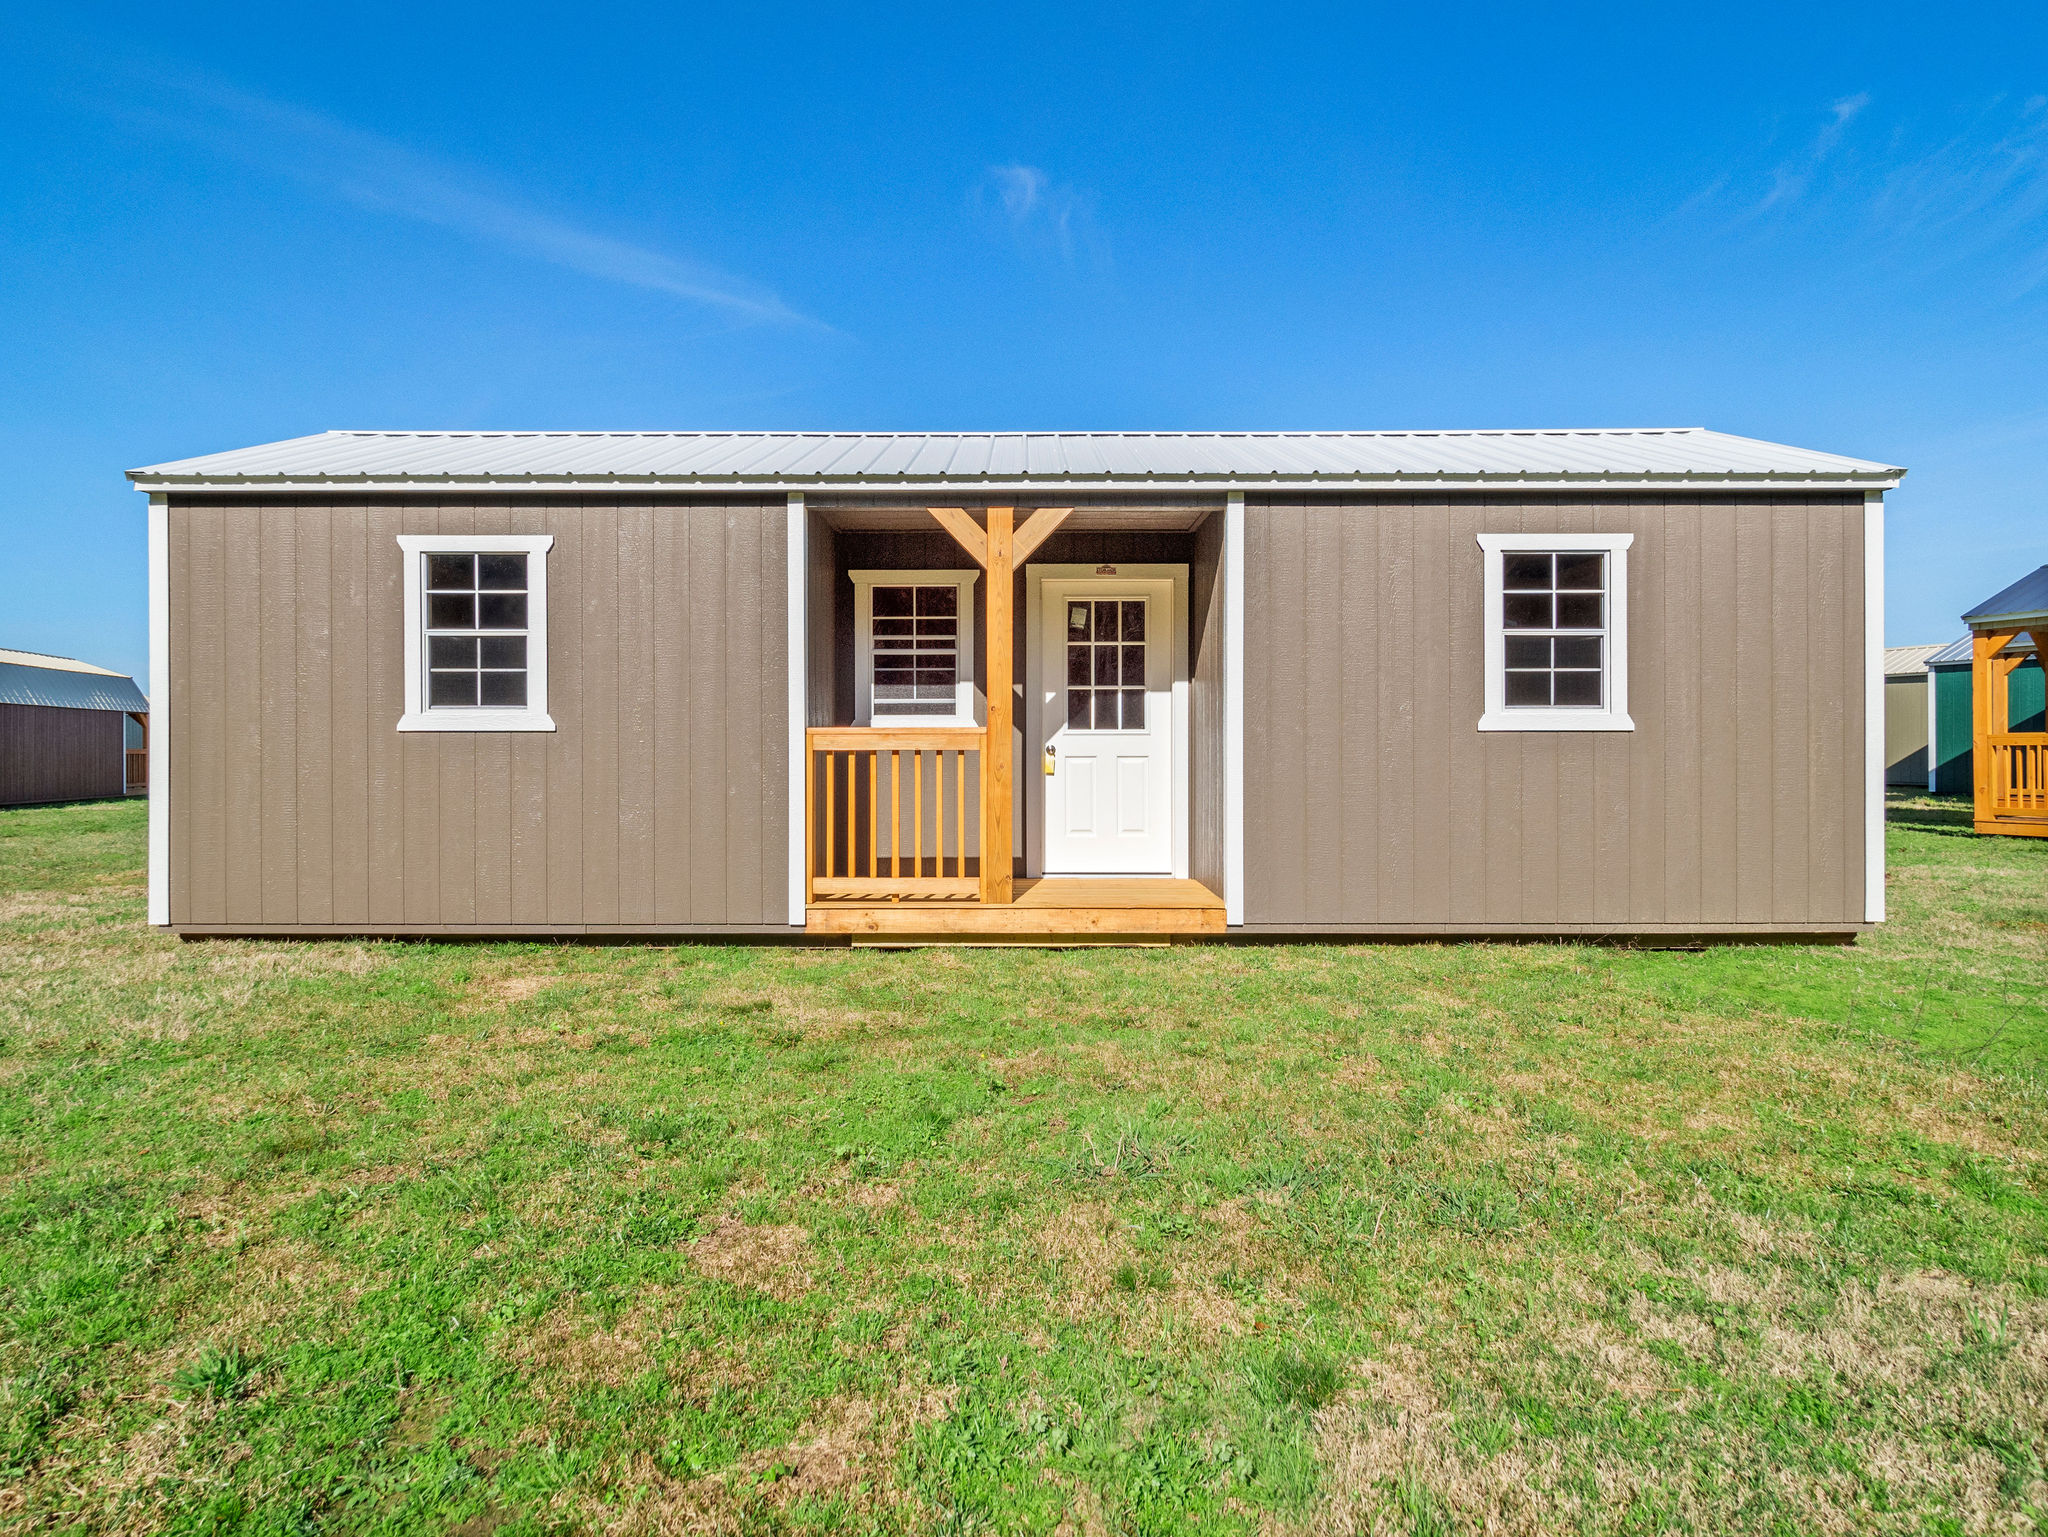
[0,794,2044,1535]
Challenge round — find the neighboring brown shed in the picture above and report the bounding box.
[130,428,1903,943]
[0,649,150,808]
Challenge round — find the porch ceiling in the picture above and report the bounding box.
[810,499,1220,532]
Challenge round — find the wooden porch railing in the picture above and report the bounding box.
[806,727,984,901]
[1986,733,2048,820]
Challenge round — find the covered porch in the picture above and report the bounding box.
[793,499,1233,941]
[1963,565,2048,839]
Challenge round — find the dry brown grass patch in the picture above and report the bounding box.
[687,1216,813,1300]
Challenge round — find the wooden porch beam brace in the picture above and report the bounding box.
[981,508,1015,904]
[1010,506,1074,566]
[927,506,988,568]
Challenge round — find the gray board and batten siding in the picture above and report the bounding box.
[1242,494,1868,934]
[155,489,1868,938]
[164,498,789,934]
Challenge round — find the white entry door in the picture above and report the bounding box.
[1040,579,1174,873]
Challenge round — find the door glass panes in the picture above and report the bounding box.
[1065,599,1146,729]
[1502,552,1604,707]
[872,585,958,716]
[425,553,528,707]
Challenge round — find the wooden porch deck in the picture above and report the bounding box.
[806,877,1226,944]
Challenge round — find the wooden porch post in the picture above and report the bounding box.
[1974,628,2020,823]
[981,508,1015,904]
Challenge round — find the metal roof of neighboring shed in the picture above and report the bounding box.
[129,427,1906,493]
[1882,643,1946,677]
[1962,564,2048,625]
[1927,633,2038,666]
[0,650,149,712]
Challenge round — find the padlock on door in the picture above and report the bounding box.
[1043,744,1057,776]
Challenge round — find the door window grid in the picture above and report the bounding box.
[871,584,959,717]
[1501,551,1605,709]
[425,552,530,708]
[1066,599,1146,730]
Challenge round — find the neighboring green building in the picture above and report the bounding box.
[1926,634,2047,795]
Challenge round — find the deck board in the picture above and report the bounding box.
[806,876,1225,939]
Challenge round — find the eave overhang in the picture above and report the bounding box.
[128,470,1905,496]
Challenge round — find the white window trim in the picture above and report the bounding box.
[397,533,556,732]
[850,569,980,727]
[1477,532,1634,733]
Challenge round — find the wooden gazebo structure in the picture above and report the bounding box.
[1964,565,2048,838]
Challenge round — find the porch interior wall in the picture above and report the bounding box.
[1189,512,1227,895]
[1243,494,1869,930]
[166,496,790,931]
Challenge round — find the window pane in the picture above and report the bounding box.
[1067,646,1091,686]
[1555,553,1604,590]
[1069,688,1091,730]
[1503,553,1551,590]
[1555,593,1602,629]
[429,671,477,706]
[917,585,957,617]
[1121,644,1145,685]
[478,593,528,629]
[1504,671,1550,707]
[1094,690,1120,729]
[1553,636,1601,669]
[874,587,914,618]
[428,594,475,629]
[480,671,528,707]
[1094,601,1118,641]
[1094,647,1119,686]
[480,635,527,669]
[426,554,473,590]
[1502,594,1550,629]
[1504,636,1550,669]
[1121,689,1145,729]
[874,634,915,653]
[1121,602,1145,641]
[916,618,957,640]
[915,661,955,689]
[477,553,526,590]
[1068,602,1091,638]
[429,635,477,669]
[1554,670,1603,707]
[873,618,914,637]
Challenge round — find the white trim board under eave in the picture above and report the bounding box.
[147,494,169,926]
[1865,492,1885,924]
[786,494,807,927]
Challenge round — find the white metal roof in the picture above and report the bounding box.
[0,649,148,712]
[1882,643,1946,677]
[129,428,1905,494]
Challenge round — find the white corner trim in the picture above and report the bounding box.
[1865,492,1886,922]
[787,494,807,926]
[848,569,980,727]
[147,494,169,926]
[395,534,555,732]
[1476,532,1634,733]
[1223,492,1245,927]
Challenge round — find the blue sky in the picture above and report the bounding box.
[4,2,2046,683]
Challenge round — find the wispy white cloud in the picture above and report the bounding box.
[1750,92,1872,215]
[975,163,1108,269]
[122,72,818,328]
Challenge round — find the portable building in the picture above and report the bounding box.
[129,427,1903,941]
[0,648,150,807]
[1956,565,2048,836]
[1881,643,1943,787]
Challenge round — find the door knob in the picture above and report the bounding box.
[1043,745,1057,775]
